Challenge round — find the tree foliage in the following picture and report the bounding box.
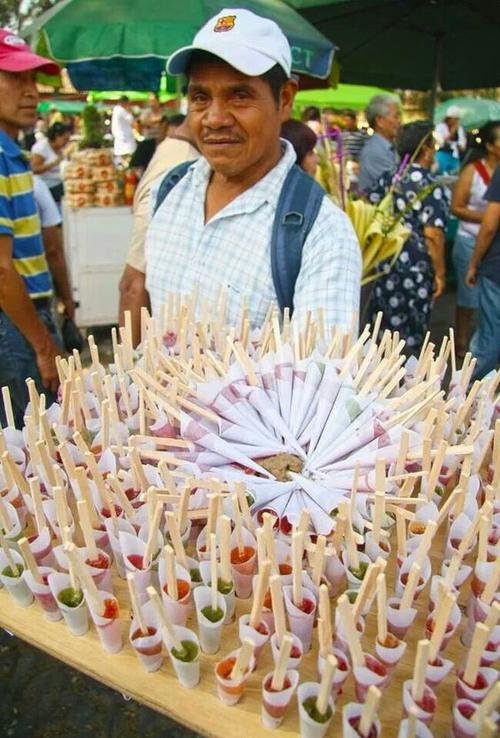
[0,0,60,32]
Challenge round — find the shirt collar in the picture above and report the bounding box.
[191,139,297,219]
[0,128,25,159]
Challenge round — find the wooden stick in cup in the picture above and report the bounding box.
[428,590,456,662]
[474,682,500,727]
[400,563,422,610]
[18,537,42,582]
[249,560,271,629]
[311,535,326,587]
[231,493,245,555]
[1,386,15,428]
[76,500,99,560]
[164,510,188,570]
[126,572,148,635]
[318,584,333,651]
[219,514,232,585]
[480,557,500,605]
[262,512,279,572]
[463,623,490,686]
[292,530,304,607]
[411,639,430,703]
[352,560,381,623]
[164,544,178,601]
[230,637,255,680]
[270,574,287,645]
[0,530,18,574]
[376,572,388,644]
[336,594,363,668]
[143,502,163,568]
[210,532,218,611]
[146,585,183,653]
[235,481,255,533]
[65,543,103,616]
[359,685,381,738]
[271,633,293,691]
[316,654,337,716]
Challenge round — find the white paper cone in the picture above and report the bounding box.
[402,680,436,725]
[343,702,381,738]
[128,599,163,672]
[283,585,317,652]
[47,571,89,636]
[238,614,270,659]
[164,625,201,688]
[261,668,299,729]
[0,549,33,606]
[23,566,61,621]
[87,591,122,653]
[270,632,303,670]
[297,681,334,738]
[214,647,255,706]
[193,585,226,654]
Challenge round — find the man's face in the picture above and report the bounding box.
[376,103,401,141]
[343,114,356,131]
[187,59,294,179]
[0,69,38,137]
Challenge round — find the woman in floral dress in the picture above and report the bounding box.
[367,121,448,354]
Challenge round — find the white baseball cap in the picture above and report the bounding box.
[445,105,462,119]
[167,8,292,78]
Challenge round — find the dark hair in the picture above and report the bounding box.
[466,119,500,164]
[343,108,357,120]
[47,122,69,141]
[281,119,317,165]
[167,113,186,128]
[396,120,434,159]
[119,95,129,103]
[301,106,321,123]
[186,52,288,107]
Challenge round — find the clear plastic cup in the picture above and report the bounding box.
[47,571,89,636]
[87,591,122,653]
[297,681,334,738]
[23,565,61,621]
[0,549,32,607]
[214,648,255,706]
[261,668,299,729]
[193,585,227,654]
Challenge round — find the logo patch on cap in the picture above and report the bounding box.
[214,15,236,33]
[3,34,26,48]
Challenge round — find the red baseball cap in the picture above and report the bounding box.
[0,29,60,75]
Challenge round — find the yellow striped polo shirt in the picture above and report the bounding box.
[0,129,52,298]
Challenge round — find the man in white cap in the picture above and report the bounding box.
[144,8,361,332]
[0,29,63,427]
[435,105,467,174]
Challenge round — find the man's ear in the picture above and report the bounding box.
[279,78,298,121]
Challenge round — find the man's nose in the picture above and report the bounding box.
[203,98,233,128]
[22,71,39,97]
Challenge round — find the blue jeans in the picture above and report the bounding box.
[0,306,61,428]
[470,276,500,379]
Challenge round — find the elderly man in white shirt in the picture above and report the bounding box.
[145,8,361,332]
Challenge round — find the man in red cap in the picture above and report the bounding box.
[0,30,62,427]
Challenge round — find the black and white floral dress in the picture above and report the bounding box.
[367,164,448,353]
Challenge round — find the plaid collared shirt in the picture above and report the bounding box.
[145,141,361,331]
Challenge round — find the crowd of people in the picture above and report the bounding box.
[0,12,498,428]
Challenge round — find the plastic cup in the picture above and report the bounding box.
[386,597,417,639]
[343,702,381,738]
[238,614,270,660]
[317,648,350,698]
[374,634,407,680]
[297,681,334,738]
[270,631,303,670]
[353,654,388,703]
[398,716,434,738]
[193,585,227,654]
[0,549,32,607]
[23,565,61,621]
[165,625,201,688]
[27,527,56,568]
[344,552,372,592]
[261,668,299,729]
[87,591,122,653]
[425,656,453,686]
[402,680,437,725]
[283,584,317,652]
[455,667,498,702]
[48,571,89,636]
[451,699,479,738]
[230,528,257,599]
[159,559,192,626]
[214,648,255,706]
[129,621,163,672]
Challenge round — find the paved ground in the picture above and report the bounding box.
[0,288,461,738]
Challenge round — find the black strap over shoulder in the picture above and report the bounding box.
[153,160,196,215]
[270,165,325,315]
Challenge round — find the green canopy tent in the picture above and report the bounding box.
[37,98,87,115]
[28,0,336,91]
[434,97,500,130]
[286,0,500,110]
[294,83,395,114]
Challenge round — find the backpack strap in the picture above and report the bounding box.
[153,160,196,215]
[270,165,325,315]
